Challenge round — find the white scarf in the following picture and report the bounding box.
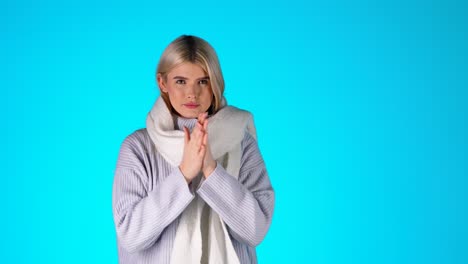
[146,97,256,264]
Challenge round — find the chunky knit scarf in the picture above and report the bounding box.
[146,97,256,264]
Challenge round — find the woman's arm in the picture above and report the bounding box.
[112,134,195,253]
[197,132,275,247]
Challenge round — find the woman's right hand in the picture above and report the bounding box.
[179,113,208,183]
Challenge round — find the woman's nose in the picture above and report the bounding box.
[186,84,199,98]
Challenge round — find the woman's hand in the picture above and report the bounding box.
[198,114,217,178]
[179,116,207,183]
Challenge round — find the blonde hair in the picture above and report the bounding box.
[156,35,225,115]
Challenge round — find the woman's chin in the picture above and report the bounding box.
[177,108,209,119]
[177,111,200,119]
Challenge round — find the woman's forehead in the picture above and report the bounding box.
[168,62,207,78]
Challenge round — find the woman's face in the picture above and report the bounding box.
[158,62,213,118]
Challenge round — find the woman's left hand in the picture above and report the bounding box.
[198,113,216,178]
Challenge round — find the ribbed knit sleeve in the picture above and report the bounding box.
[112,132,195,253]
[197,132,275,247]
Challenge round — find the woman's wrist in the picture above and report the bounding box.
[203,161,217,178]
[179,165,192,184]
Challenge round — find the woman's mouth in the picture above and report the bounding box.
[183,103,200,109]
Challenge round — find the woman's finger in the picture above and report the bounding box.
[193,122,205,139]
[195,127,204,146]
[202,131,208,146]
[183,126,190,145]
[198,112,207,124]
[197,112,208,129]
[203,118,208,130]
[202,119,209,144]
[199,144,206,157]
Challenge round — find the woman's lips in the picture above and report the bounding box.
[183,103,200,109]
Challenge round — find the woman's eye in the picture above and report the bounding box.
[175,80,185,84]
[199,79,209,85]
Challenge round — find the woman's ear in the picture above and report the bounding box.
[157,73,167,93]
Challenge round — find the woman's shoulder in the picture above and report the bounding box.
[119,128,153,154]
[116,128,155,172]
[241,128,258,150]
[123,128,150,142]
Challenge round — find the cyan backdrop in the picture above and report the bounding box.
[3,0,467,263]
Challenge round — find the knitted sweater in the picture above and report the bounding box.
[112,116,275,264]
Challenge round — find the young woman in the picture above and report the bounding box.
[112,35,275,264]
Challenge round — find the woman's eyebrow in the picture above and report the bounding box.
[172,76,209,80]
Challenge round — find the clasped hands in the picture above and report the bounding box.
[179,112,217,184]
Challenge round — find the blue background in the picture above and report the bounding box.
[3,0,467,263]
